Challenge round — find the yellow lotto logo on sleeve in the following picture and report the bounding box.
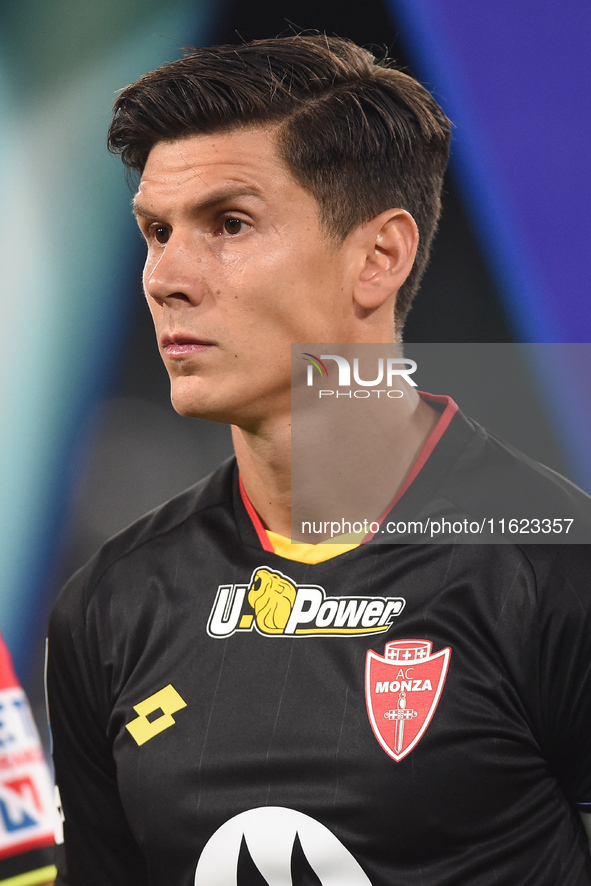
[125,684,187,746]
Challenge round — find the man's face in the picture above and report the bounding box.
[134,127,356,428]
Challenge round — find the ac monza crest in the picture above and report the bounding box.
[365,639,451,761]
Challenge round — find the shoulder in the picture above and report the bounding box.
[515,542,591,604]
[453,412,590,505]
[440,412,591,538]
[50,457,236,627]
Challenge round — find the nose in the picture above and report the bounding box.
[143,235,206,306]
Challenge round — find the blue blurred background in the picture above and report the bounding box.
[0,0,589,737]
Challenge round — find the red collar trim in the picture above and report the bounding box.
[239,392,459,551]
[361,392,458,542]
[239,474,275,552]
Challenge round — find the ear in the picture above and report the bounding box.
[352,209,419,311]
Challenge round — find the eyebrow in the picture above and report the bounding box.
[132,184,265,219]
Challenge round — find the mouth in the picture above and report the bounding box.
[160,332,216,358]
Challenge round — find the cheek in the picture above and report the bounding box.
[142,257,155,291]
[144,290,162,330]
[142,248,166,290]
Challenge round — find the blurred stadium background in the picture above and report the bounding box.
[0,0,589,744]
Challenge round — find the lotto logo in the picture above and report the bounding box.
[208,567,405,639]
[126,685,187,747]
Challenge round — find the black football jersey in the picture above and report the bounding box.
[47,406,591,885]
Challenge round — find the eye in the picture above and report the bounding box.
[223,217,248,235]
[153,225,171,244]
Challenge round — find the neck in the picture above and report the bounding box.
[232,416,293,537]
[233,390,439,542]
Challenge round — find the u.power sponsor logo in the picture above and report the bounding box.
[207,567,405,638]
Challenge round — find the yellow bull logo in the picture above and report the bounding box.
[248,568,297,634]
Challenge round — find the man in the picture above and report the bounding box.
[47,36,591,884]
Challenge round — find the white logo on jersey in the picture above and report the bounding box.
[207,567,405,638]
[194,806,370,885]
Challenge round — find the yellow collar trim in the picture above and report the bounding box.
[265,530,363,564]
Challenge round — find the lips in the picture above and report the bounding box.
[160,332,216,357]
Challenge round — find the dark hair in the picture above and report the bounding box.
[108,35,451,325]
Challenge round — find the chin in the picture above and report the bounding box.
[169,379,207,417]
[171,394,218,421]
[169,381,235,424]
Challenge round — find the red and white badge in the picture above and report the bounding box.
[365,639,451,761]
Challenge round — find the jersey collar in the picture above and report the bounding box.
[237,393,460,561]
